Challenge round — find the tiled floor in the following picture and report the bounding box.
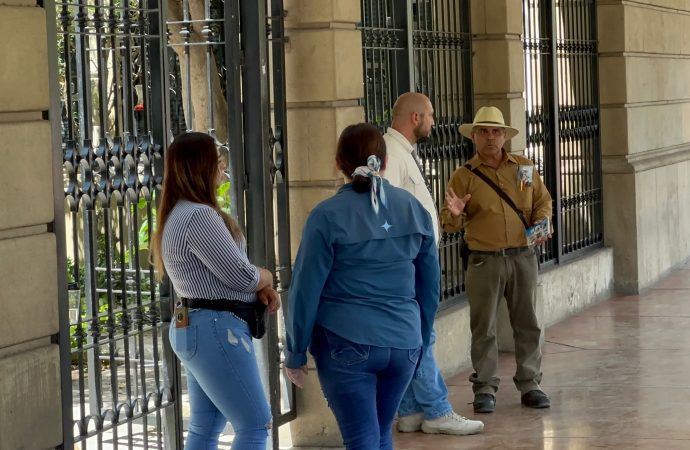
[392,260,690,449]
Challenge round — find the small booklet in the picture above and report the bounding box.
[525,217,551,246]
[517,165,534,191]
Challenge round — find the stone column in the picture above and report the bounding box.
[470,0,526,153]
[284,0,365,257]
[471,0,530,350]
[283,0,364,446]
[0,0,64,448]
[598,1,690,293]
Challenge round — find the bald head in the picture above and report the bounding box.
[392,92,431,120]
[390,92,435,144]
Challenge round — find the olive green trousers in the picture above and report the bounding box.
[465,249,543,395]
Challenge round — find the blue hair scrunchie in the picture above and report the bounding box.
[351,155,387,214]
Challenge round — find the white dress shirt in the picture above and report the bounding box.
[383,127,440,244]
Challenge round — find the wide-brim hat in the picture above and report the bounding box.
[459,106,519,141]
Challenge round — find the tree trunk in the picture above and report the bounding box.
[167,0,229,143]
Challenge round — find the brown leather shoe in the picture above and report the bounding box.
[521,390,551,408]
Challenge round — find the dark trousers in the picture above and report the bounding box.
[465,249,543,395]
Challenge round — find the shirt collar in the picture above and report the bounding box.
[338,178,391,194]
[466,149,518,169]
[385,127,415,154]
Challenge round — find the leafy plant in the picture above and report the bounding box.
[136,196,155,253]
[217,180,232,214]
[66,178,234,355]
[134,179,233,254]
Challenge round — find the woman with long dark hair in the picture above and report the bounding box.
[285,123,441,449]
[151,132,280,450]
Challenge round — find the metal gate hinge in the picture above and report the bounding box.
[267,9,288,20]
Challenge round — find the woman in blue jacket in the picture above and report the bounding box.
[285,123,441,450]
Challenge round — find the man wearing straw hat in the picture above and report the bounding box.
[384,92,484,436]
[441,106,553,413]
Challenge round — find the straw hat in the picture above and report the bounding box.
[459,106,519,140]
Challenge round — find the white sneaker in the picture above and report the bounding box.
[397,412,423,432]
[421,411,484,435]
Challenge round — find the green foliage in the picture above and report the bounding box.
[134,179,233,252]
[66,180,233,352]
[136,196,154,253]
[67,233,127,351]
[373,108,393,126]
[216,180,232,215]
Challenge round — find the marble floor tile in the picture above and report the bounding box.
[652,269,690,290]
[393,265,690,449]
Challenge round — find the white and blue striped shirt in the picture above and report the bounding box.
[162,200,260,302]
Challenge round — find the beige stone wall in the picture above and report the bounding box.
[599,0,690,293]
[284,0,364,446]
[495,248,614,352]
[0,2,63,449]
[471,0,527,153]
[283,0,365,258]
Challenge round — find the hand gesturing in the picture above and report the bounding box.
[445,187,471,217]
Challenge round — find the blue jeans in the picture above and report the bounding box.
[170,309,271,450]
[310,326,420,450]
[397,330,453,420]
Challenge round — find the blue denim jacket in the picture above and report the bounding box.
[286,180,440,368]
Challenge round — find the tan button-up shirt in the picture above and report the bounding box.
[440,151,553,251]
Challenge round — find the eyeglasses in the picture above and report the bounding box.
[473,127,505,138]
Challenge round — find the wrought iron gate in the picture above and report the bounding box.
[360,0,473,305]
[54,0,294,447]
[523,0,603,265]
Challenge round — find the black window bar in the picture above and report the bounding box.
[523,0,604,266]
[360,0,474,305]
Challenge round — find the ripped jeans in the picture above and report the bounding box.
[170,308,271,450]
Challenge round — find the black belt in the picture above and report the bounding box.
[471,246,531,257]
[181,297,260,313]
[180,298,267,339]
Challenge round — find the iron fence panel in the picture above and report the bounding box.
[523,0,603,264]
[57,0,176,445]
[56,0,294,447]
[162,0,297,445]
[360,0,473,304]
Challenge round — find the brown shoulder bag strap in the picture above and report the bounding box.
[464,163,530,230]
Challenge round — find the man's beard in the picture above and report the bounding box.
[414,126,432,144]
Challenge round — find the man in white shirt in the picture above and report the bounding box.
[384,93,484,436]
[383,94,439,243]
